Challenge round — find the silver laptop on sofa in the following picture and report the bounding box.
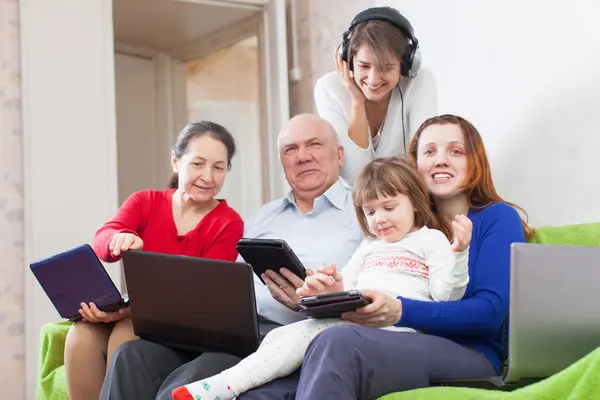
[433,242,600,390]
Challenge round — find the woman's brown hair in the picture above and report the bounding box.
[352,157,440,239]
[348,20,408,71]
[408,114,533,239]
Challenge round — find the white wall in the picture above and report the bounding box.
[0,1,25,397]
[377,0,600,227]
[263,0,290,198]
[115,53,163,203]
[19,1,119,398]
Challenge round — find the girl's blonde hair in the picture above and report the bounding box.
[352,157,442,239]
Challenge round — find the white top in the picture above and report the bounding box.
[342,227,469,309]
[314,68,438,184]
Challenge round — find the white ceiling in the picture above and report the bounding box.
[113,0,259,53]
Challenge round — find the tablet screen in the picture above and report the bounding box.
[237,238,307,284]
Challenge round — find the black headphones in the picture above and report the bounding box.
[339,7,422,78]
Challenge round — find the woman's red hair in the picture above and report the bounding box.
[408,114,533,239]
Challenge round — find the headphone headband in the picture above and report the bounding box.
[348,8,416,42]
[341,7,421,78]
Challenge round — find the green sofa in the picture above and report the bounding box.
[36,223,600,400]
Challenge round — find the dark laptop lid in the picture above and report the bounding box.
[29,244,123,320]
[122,251,260,358]
[507,242,600,382]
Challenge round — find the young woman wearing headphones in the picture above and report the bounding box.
[314,6,438,184]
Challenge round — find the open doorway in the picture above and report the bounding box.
[185,36,265,219]
[112,0,289,210]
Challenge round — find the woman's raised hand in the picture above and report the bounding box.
[334,46,366,104]
[109,232,143,257]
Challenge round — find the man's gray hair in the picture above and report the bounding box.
[277,113,339,152]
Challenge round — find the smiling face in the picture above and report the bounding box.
[171,134,229,203]
[416,123,468,200]
[352,45,401,102]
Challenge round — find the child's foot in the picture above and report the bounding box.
[172,378,235,400]
[171,386,194,400]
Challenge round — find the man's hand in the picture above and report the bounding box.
[262,268,305,311]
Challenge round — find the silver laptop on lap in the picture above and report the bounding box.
[433,242,600,390]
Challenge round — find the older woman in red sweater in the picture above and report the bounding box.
[64,121,244,400]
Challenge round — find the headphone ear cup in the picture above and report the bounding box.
[339,31,353,71]
[407,48,422,78]
[401,44,421,77]
[342,45,354,71]
[347,50,354,71]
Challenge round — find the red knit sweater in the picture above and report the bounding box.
[93,189,243,263]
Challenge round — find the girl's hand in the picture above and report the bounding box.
[450,214,472,253]
[109,232,143,257]
[297,264,344,297]
[334,46,366,104]
[78,302,130,323]
[341,290,402,328]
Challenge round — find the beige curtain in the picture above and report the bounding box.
[0,0,25,397]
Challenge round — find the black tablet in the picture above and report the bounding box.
[299,290,371,319]
[236,238,307,284]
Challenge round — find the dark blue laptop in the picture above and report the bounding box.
[30,244,129,321]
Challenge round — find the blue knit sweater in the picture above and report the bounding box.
[398,202,526,373]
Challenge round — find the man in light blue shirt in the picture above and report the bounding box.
[241,114,363,325]
[101,114,364,400]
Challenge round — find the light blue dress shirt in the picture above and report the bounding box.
[238,178,364,325]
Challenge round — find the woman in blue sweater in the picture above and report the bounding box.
[237,114,532,400]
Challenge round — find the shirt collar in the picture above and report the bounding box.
[283,178,348,212]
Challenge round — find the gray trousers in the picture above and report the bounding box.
[99,339,242,400]
[100,325,496,400]
[99,319,280,400]
[239,326,497,400]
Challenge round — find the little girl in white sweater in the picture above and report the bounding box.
[172,157,471,400]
